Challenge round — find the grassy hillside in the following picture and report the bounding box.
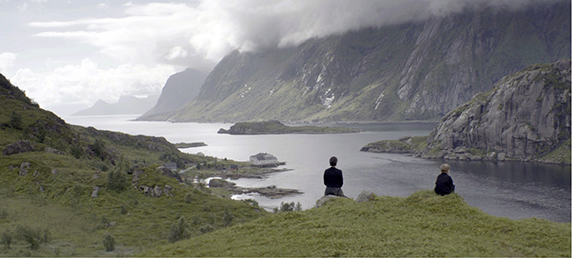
[144,190,571,257]
[0,74,268,256]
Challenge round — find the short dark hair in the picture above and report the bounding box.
[329,156,338,166]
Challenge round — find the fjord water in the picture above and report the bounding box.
[64,115,571,223]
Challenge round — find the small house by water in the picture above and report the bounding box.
[249,153,284,167]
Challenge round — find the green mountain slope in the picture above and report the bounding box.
[144,190,571,257]
[0,74,267,256]
[164,1,570,123]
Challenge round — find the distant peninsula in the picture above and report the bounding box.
[218,120,360,135]
[174,142,207,148]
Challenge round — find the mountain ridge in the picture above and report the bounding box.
[153,1,570,123]
[72,94,159,116]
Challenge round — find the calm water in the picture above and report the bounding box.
[64,115,571,223]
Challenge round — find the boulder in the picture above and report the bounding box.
[498,153,506,161]
[153,185,162,197]
[356,191,376,203]
[91,186,101,198]
[3,140,35,156]
[19,162,30,176]
[315,195,342,208]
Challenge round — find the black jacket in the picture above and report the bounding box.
[434,172,455,196]
[323,167,343,188]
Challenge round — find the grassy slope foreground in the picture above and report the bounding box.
[145,190,571,257]
[0,74,268,256]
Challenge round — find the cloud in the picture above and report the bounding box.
[0,52,17,74]
[16,0,563,115]
[10,59,176,108]
[29,0,564,69]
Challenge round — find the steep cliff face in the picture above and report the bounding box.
[168,1,570,122]
[424,60,571,163]
[139,68,208,118]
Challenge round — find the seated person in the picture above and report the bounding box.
[323,156,344,197]
[434,163,455,196]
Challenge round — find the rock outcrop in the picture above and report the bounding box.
[424,60,570,163]
[361,60,571,164]
[208,178,302,199]
[3,140,35,156]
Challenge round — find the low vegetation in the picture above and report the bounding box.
[0,75,268,256]
[144,190,571,257]
[217,120,360,134]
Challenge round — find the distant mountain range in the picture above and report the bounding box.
[71,94,159,116]
[139,1,570,123]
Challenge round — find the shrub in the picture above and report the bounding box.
[222,207,233,227]
[15,225,42,250]
[273,202,302,213]
[103,233,115,252]
[1,231,12,250]
[9,111,23,130]
[184,193,193,204]
[107,159,130,193]
[168,216,191,243]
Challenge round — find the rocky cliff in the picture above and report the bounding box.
[423,59,570,163]
[138,68,208,119]
[166,1,569,123]
[363,60,571,163]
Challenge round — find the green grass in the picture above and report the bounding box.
[143,190,571,257]
[0,77,269,256]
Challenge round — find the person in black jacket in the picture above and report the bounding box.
[434,163,455,196]
[323,156,345,197]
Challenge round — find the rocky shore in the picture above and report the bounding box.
[209,178,301,199]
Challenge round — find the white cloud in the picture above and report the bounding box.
[10,59,176,109]
[0,52,17,74]
[13,0,563,116]
[29,0,561,69]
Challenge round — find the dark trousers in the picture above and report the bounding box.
[325,187,344,197]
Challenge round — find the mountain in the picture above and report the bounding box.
[164,1,570,123]
[71,94,159,116]
[425,59,571,163]
[138,68,208,119]
[361,60,571,164]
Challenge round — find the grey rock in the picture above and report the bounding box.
[497,153,506,161]
[153,185,162,197]
[356,191,376,203]
[315,195,342,208]
[45,147,64,155]
[4,140,35,156]
[91,186,101,198]
[424,60,571,163]
[19,162,30,176]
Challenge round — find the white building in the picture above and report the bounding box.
[249,153,280,166]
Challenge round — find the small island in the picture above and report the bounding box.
[174,142,207,148]
[218,120,360,135]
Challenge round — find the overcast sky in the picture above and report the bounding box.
[0,0,559,116]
